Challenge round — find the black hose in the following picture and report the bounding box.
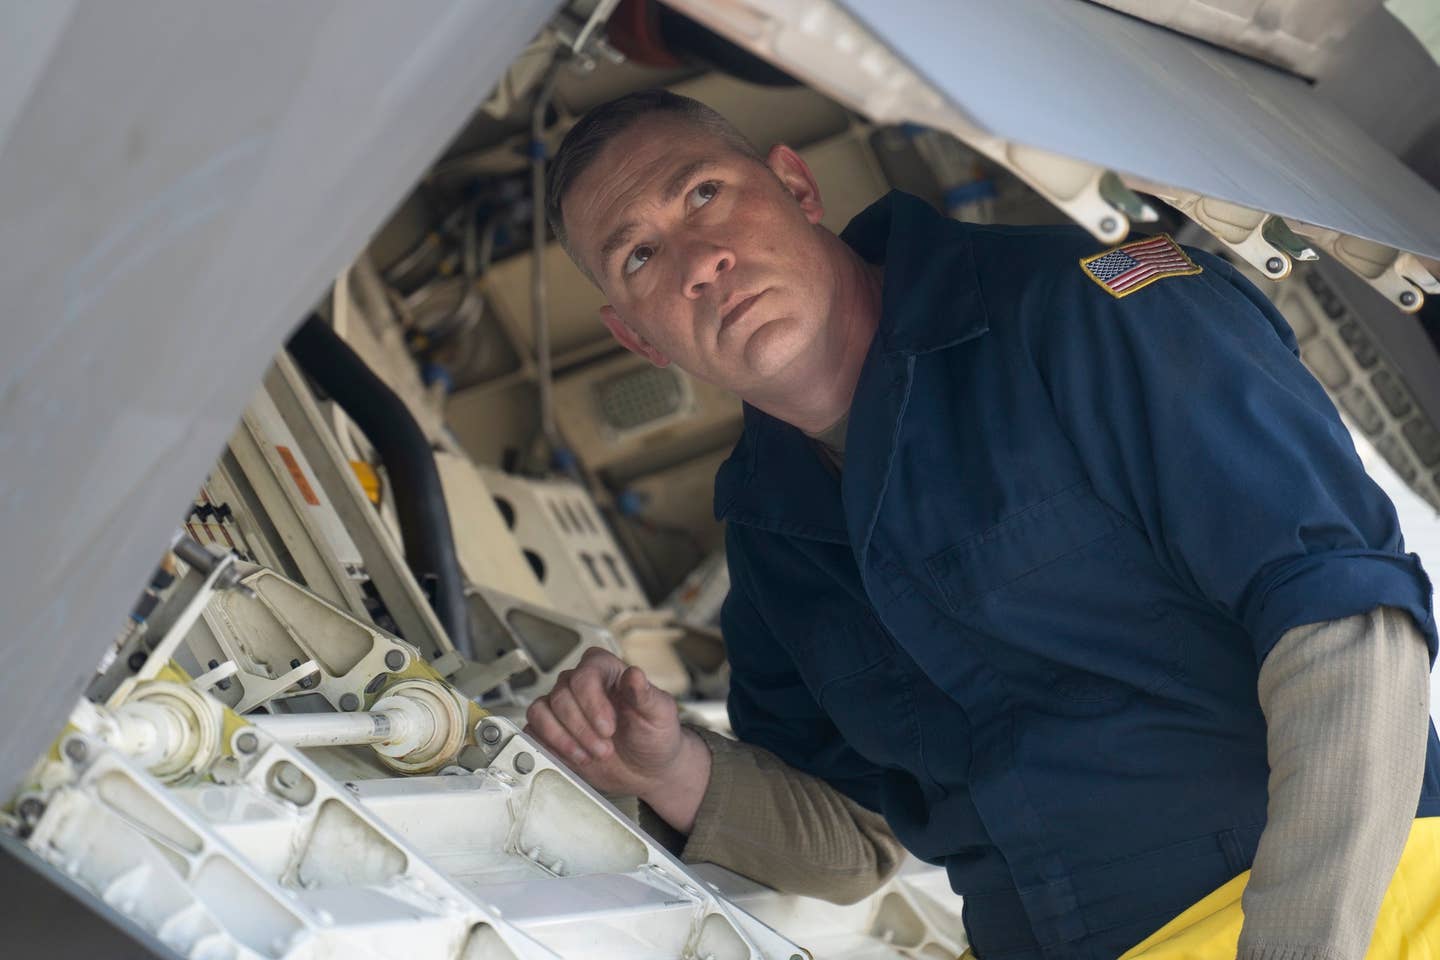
[286,315,472,659]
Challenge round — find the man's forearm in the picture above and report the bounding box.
[637,727,712,834]
[1239,606,1430,960]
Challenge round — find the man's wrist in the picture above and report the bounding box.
[637,727,712,834]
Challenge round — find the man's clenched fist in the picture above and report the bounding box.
[524,648,711,831]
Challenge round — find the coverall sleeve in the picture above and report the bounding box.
[1029,248,1437,664]
[721,537,890,811]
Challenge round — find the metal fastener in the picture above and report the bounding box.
[513,752,535,775]
[234,731,259,755]
[338,693,360,712]
[1400,290,1419,307]
[480,722,502,745]
[17,796,45,823]
[63,739,89,765]
[1266,256,1285,274]
[384,649,406,671]
[1099,216,1118,235]
[291,658,317,690]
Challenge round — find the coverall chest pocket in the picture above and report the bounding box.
[925,482,1182,705]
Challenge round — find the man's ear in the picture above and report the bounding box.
[766,144,825,226]
[600,305,671,367]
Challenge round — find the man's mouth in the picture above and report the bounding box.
[720,291,764,331]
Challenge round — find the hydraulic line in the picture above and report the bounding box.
[287,315,472,658]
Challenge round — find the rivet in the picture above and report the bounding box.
[235,732,259,755]
[1266,256,1285,274]
[1099,216,1118,235]
[63,739,89,764]
[480,722,502,744]
[1400,290,1419,307]
[384,650,406,671]
[513,752,535,775]
[338,693,360,712]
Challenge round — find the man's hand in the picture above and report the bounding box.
[525,647,711,832]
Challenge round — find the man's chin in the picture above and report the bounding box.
[732,335,814,392]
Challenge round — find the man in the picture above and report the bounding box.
[525,89,1440,959]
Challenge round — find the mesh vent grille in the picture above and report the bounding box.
[596,366,686,431]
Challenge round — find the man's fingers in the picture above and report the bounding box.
[547,686,611,760]
[579,645,626,674]
[525,699,587,763]
[570,666,616,738]
[620,665,668,723]
[579,646,628,698]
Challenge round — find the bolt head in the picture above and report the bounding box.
[513,751,535,775]
[235,732,259,755]
[338,693,360,712]
[1400,290,1419,307]
[384,649,406,671]
[1099,217,1118,235]
[480,722,502,744]
[1266,256,1285,274]
[63,739,89,764]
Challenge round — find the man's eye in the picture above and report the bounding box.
[688,181,720,210]
[624,244,654,276]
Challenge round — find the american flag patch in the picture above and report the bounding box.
[1080,234,1201,299]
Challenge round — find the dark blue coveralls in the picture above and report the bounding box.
[715,192,1440,959]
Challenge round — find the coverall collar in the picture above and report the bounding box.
[714,191,990,539]
[841,189,990,356]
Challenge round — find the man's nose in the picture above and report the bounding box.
[681,242,735,300]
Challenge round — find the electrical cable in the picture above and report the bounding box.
[286,315,473,659]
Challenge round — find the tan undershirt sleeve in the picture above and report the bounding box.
[630,726,905,905]
[1239,605,1431,960]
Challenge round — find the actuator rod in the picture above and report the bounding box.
[250,711,394,749]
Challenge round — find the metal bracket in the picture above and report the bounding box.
[1153,192,1315,279]
[1326,236,1437,313]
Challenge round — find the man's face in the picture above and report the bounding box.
[562,116,833,396]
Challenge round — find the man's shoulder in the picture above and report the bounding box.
[961,220,1100,261]
[960,223,1237,325]
[957,221,1116,314]
[963,222,1196,293]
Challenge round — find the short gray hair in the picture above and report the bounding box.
[545,89,761,262]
